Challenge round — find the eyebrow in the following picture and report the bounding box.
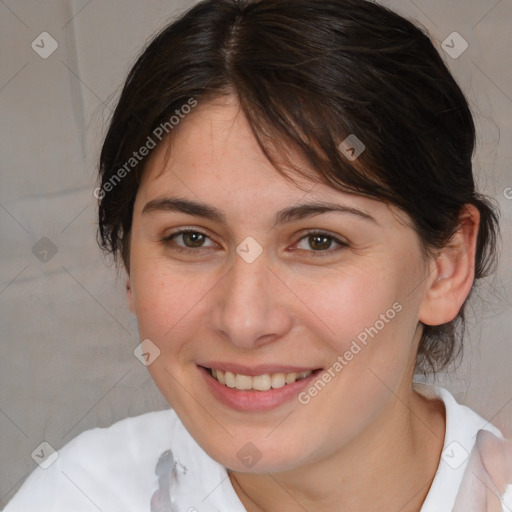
[141,197,378,226]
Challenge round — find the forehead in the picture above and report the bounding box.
[134,96,404,230]
[140,96,308,195]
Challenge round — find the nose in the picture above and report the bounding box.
[209,248,293,349]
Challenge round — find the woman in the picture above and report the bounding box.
[5,0,511,511]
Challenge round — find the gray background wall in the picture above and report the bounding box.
[1,0,511,508]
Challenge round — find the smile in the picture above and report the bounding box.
[198,364,323,411]
[208,368,313,391]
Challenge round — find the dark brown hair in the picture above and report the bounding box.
[97,0,499,374]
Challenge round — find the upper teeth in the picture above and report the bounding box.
[211,369,312,391]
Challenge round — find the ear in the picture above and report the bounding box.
[419,205,480,326]
[126,272,135,314]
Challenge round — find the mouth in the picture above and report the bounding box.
[197,364,325,412]
[201,365,322,392]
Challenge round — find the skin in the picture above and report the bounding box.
[126,95,480,512]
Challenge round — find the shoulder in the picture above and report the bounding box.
[452,428,512,511]
[415,382,502,440]
[416,383,505,512]
[4,409,178,512]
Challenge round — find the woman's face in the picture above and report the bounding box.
[127,95,435,472]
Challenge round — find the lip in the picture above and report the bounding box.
[198,361,318,377]
[197,364,323,412]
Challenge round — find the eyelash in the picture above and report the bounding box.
[160,229,348,257]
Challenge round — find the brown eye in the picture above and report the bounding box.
[307,234,334,251]
[177,231,207,248]
[295,231,347,256]
[161,229,217,253]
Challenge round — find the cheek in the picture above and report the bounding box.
[292,266,401,345]
[130,260,208,342]
[295,261,421,374]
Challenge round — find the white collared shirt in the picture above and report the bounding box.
[4,385,510,512]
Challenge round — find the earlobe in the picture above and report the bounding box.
[419,205,480,326]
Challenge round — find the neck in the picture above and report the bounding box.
[228,386,446,512]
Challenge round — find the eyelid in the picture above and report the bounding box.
[162,226,211,239]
